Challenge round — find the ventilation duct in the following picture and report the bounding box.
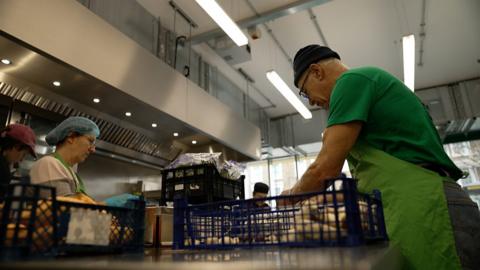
[0,82,180,166]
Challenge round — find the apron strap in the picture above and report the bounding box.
[53,152,87,194]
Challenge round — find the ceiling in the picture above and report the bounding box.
[137,0,480,118]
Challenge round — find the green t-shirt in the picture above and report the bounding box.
[327,67,463,180]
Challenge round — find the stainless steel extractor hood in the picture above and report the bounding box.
[0,0,262,165]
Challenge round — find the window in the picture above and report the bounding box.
[243,139,480,209]
[270,163,283,180]
[296,155,316,177]
[270,157,296,196]
[244,160,268,199]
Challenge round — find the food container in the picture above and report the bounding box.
[145,206,173,247]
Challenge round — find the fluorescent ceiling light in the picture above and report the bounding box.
[52,81,61,87]
[1,59,11,65]
[125,112,132,117]
[93,98,100,103]
[192,140,197,145]
[173,132,179,137]
[151,123,157,128]
[195,0,248,46]
[266,70,312,119]
[402,34,415,91]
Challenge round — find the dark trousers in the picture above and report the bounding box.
[444,180,480,270]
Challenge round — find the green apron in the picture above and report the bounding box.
[53,153,87,194]
[348,143,461,270]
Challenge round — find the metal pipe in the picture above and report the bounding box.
[174,35,186,69]
[418,0,427,66]
[415,76,480,92]
[237,68,276,108]
[168,0,198,28]
[190,0,331,44]
[245,0,293,64]
[307,9,328,46]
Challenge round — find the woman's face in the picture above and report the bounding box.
[4,146,29,164]
[70,134,96,164]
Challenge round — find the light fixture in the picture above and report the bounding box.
[266,70,312,119]
[173,132,179,137]
[52,81,61,87]
[402,34,415,91]
[125,112,132,117]
[192,140,197,145]
[1,59,11,65]
[93,98,100,103]
[195,0,248,46]
[151,123,157,128]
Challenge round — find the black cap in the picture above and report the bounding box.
[293,45,340,87]
[253,182,269,194]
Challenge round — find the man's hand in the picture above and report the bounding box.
[276,189,294,207]
[286,121,363,196]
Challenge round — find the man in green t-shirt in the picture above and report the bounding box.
[283,45,479,270]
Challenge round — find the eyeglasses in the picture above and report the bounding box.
[299,69,312,100]
[83,136,96,147]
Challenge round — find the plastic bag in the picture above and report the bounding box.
[220,160,246,180]
[104,193,140,208]
[166,153,221,170]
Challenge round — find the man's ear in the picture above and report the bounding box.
[310,63,325,81]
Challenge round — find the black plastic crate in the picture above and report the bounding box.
[0,184,145,260]
[0,184,58,259]
[161,164,245,205]
[173,177,388,249]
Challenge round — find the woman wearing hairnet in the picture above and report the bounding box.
[30,116,99,197]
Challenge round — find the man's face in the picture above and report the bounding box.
[298,63,334,109]
[253,192,268,199]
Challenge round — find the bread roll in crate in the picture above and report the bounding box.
[173,177,388,249]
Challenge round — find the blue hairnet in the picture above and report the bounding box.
[46,116,100,146]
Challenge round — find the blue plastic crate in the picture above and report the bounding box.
[173,177,388,249]
[0,183,145,260]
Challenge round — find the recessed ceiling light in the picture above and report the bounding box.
[192,140,197,145]
[52,81,61,87]
[1,59,11,65]
[93,98,100,103]
[151,123,157,128]
[125,112,132,117]
[173,132,179,137]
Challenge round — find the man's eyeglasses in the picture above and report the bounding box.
[299,69,312,100]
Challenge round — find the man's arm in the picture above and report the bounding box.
[289,121,363,195]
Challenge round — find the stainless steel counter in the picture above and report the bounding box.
[0,243,403,270]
